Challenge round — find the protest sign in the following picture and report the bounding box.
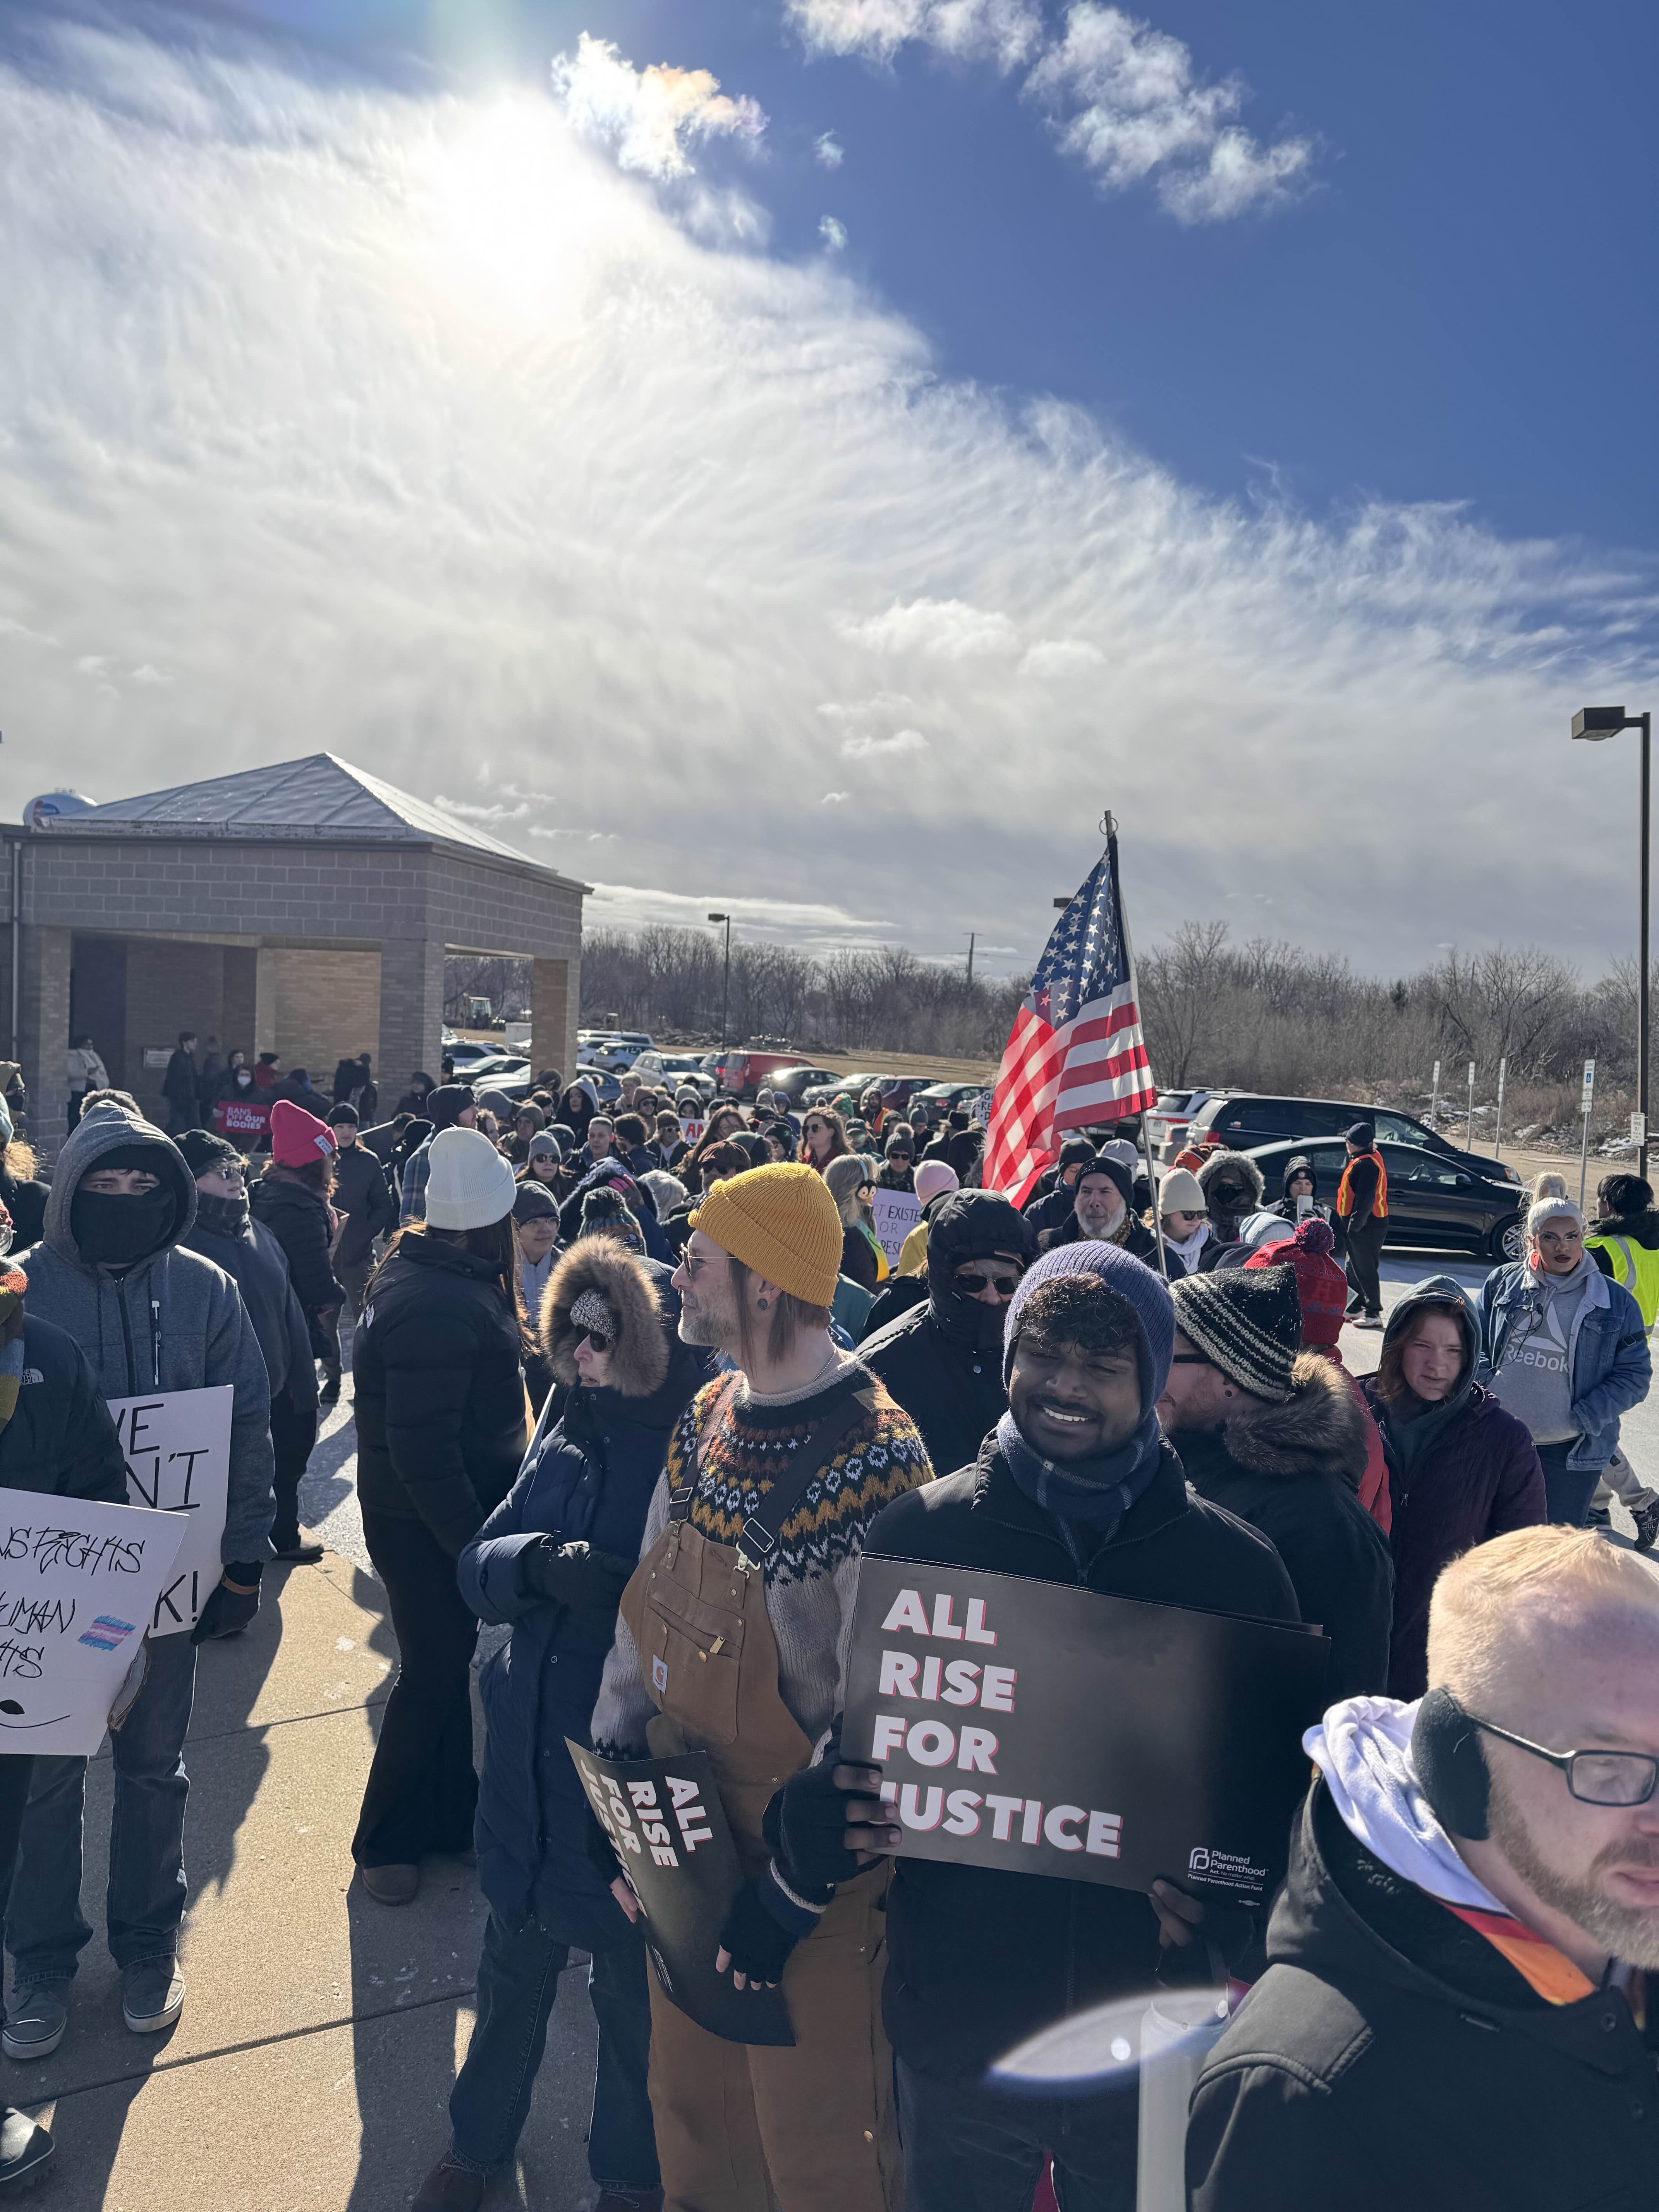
[568,1740,794,2047]
[0,1489,186,1754]
[106,1387,234,1637]
[842,1557,1328,1906]
[213,1096,270,1142]
[870,1190,922,1268]
[679,1119,706,1146]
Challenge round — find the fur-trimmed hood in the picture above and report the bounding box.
[541,1237,674,1399]
[1218,1350,1369,1483]
[1197,1148,1266,1212]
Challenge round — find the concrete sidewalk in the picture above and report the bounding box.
[3,1553,601,2210]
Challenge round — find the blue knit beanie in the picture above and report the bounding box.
[1002,1240,1175,1403]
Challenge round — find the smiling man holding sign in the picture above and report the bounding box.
[767,1243,1308,2212]
[7,1103,274,2058]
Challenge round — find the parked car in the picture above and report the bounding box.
[630,1051,717,1099]
[713,1049,814,1098]
[579,1032,656,1074]
[910,1081,991,1110]
[442,1039,497,1067]
[1189,1093,1525,1191]
[457,1054,530,1084]
[800,1070,897,1106]
[1145,1087,1224,1161]
[764,1065,845,1104]
[1243,1136,1526,1262]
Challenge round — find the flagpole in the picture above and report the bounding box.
[1104,810,1169,1281]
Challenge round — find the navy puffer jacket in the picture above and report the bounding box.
[458,1238,712,1942]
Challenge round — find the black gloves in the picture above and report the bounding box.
[776,1758,891,1892]
[523,1538,636,1616]
[192,1566,263,1644]
[717,1882,799,1987]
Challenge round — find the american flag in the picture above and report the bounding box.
[983,826,1157,1204]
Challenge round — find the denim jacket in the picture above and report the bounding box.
[1475,1260,1652,1471]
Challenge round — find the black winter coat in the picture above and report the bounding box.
[1188,1779,1659,2212]
[858,1188,1035,1478]
[184,1201,317,1409]
[352,1234,529,1556]
[331,1141,397,1269]
[1173,1358,1394,1705]
[861,1437,1299,2083]
[0,1314,131,1504]
[249,1171,345,1358]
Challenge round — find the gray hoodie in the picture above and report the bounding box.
[18,1102,275,1562]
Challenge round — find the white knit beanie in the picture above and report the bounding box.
[1526,1192,1585,1241]
[424,1127,518,1230]
[1157,1166,1207,1216]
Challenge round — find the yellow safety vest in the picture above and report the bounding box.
[1585,1231,1659,1331]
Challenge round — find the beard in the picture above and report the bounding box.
[1076,1199,1125,1241]
[677,1282,738,1351]
[1489,1775,1659,1969]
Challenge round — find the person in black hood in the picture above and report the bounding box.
[1195,1148,1267,1250]
[1268,1153,1330,1228]
[396,1070,436,1117]
[180,1130,323,1563]
[859,1192,1036,1478]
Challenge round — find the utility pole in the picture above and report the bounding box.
[966,932,976,987]
[708,913,732,1053]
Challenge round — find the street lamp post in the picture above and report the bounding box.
[1572,707,1652,1183]
[708,912,732,1054]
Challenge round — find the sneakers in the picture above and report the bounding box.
[358,1862,419,1906]
[0,1985,66,2063]
[121,1960,185,2035]
[0,2107,53,2190]
[1633,1493,1659,1553]
[272,1529,325,1563]
[1350,1314,1385,1331]
[413,2154,486,2210]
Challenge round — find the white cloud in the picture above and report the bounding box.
[841,726,929,758]
[75,654,110,676]
[433,794,532,822]
[550,32,765,182]
[819,214,848,251]
[790,0,1043,70]
[1025,5,1313,219]
[838,598,1022,657]
[819,789,850,803]
[0,19,1651,979]
[1019,638,1106,676]
[815,131,845,167]
[128,662,173,684]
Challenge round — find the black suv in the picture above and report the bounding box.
[1187,1093,1525,1196]
[1245,1137,1526,1264]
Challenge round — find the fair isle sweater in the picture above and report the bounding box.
[591,1354,932,1760]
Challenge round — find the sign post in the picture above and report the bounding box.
[1494,1057,1508,1157]
[1465,1060,1477,1151]
[842,1558,1328,1908]
[1579,1058,1597,1209]
[1430,1059,1442,1129]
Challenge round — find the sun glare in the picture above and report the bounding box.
[422,93,588,330]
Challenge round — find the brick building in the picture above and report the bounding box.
[1,755,585,1149]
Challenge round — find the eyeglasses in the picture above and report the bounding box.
[1469,1714,1659,1807]
[955,1268,1024,1296]
[578,1329,615,1355]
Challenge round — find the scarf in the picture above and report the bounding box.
[0,1268,25,1436]
[996,1404,1165,1564]
[1165,1223,1209,1274]
[193,1190,251,1240]
[70,1184,178,1267]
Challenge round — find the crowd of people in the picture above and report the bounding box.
[0,1048,1655,2206]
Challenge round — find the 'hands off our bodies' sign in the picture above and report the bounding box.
[106,1387,233,1636]
[0,1489,185,1753]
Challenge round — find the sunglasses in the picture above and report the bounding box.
[955,1268,1023,1295]
[889,1151,913,1162]
[804,1122,827,1134]
[1170,1352,1217,1367]
[578,1328,615,1355]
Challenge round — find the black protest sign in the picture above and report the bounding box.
[841,1558,1328,1906]
[567,1741,794,2047]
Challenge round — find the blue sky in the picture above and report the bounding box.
[0,0,1654,979]
[234,0,1659,553]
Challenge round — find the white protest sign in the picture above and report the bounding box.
[871,1190,923,1268]
[106,1387,233,1637]
[679,1119,706,1146]
[0,1489,186,1754]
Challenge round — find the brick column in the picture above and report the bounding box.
[378,937,447,1098]
[531,954,581,1089]
[17,926,72,1160]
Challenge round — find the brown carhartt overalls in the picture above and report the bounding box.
[617,1377,902,2212]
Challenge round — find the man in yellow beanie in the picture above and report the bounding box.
[591,1162,931,2212]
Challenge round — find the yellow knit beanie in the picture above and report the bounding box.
[690,1161,843,1307]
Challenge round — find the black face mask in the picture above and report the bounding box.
[931,1259,1019,1352]
[192,1189,249,1239]
[70,1185,178,1267]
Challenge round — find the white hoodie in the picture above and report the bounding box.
[1305,1695,1508,1913]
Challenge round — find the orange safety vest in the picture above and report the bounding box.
[1336,1149,1388,1220]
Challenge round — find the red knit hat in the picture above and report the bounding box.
[1243,1216,1346,1347]
[270,1098,337,1169]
